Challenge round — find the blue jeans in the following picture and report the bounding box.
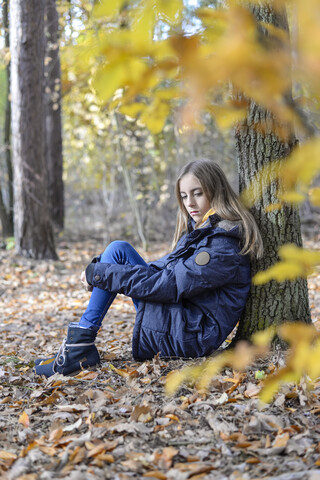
[79,241,148,330]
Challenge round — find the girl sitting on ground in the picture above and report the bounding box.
[34,159,263,377]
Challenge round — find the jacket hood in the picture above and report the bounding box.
[188,213,243,240]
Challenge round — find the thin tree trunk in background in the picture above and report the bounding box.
[10,0,57,259]
[234,4,311,341]
[45,0,64,230]
[0,0,13,237]
[115,114,148,250]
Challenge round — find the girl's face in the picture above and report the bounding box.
[179,173,211,222]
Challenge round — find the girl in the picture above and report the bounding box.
[35,159,263,377]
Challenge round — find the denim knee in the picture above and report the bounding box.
[101,240,132,263]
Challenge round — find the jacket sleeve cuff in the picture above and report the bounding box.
[85,263,95,285]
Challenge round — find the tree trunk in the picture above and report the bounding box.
[44,0,64,230]
[234,4,311,341]
[10,0,57,259]
[0,0,13,237]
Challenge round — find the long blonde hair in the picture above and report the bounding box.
[172,160,263,259]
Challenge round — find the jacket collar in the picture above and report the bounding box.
[187,213,221,233]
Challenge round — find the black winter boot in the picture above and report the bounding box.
[34,323,100,378]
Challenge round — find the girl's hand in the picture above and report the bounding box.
[80,270,93,292]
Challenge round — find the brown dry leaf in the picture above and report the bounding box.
[246,457,261,464]
[20,441,37,458]
[265,435,271,448]
[143,471,167,479]
[37,392,60,406]
[0,450,17,460]
[121,459,142,471]
[173,462,215,475]
[38,445,58,457]
[56,404,88,412]
[131,405,153,423]
[75,370,99,380]
[234,441,253,449]
[273,432,290,448]
[15,475,38,480]
[68,446,86,465]
[165,414,180,422]
[154,447,179,470]
[244,383,261,398]
[87,440,118,457]
[1,237,319,480]
[91,453,115,466]
[48,427,64,443]
[18,411,30,428]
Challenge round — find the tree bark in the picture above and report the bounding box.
[234,4,311,340]
[10,0,57,259]
[0,0,13,237]
[44,0,64,230]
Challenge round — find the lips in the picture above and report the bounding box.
[190,211,200,216]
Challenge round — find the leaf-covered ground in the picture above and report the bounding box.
[0,235,319,480]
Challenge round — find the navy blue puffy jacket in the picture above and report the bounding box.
[90,214,251,360]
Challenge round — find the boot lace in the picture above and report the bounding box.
[52,338,96,373]
[54,337,67,371]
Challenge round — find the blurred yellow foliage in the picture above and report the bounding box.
[70,0,320,281]
[166,323,320,403]
[253,244,320,284]
[84,0,320,132]
[242,138,320,210]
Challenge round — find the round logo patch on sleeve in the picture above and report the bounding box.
[195,251,210,266]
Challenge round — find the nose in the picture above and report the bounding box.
[187,195,195,207]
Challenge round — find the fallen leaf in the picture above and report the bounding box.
[143,471,167,479]
[273,432,290,448]
[75,370,99,380]
[0,450,17,460]
[19,411,30,428]
[131,405,153,423]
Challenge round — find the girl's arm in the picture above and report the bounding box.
[86,246,244,304]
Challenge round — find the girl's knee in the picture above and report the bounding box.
[101,240,132,261]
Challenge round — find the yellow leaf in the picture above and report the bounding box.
[304,337,320,379]
[131,1,156,47]
[19,411,30,428]
[279,244,320,266]
[154,87,181,100]
[140,99,170,134]
[278,323,317,345]
[251,326,276,347]
[309,187,320,206]
[279,191,306,204]
[92,0,126,18]
[157,0,183,25]
[93,57,147,103]
[119,102,146,118]
[209,105,247,129]
[253,261,303,284]
[280,138,320,189]
[259,366,297,403]
[165,370,189,396]
[265,203,282,212]
[197,351,233,389]
[240,161,279,207]
[254,244,320,285]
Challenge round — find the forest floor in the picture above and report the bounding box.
[0,232,319,480]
